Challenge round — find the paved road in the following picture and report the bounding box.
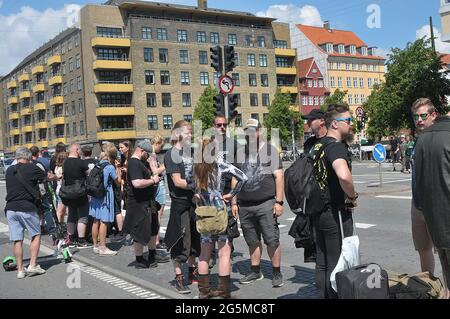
[0,161,443,299]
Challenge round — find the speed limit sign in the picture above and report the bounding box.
[218,75,234,95]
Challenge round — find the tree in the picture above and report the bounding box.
[321,88,348,111]
[364,38,450,137]
[193,85,218,133]
[263,88,302,145]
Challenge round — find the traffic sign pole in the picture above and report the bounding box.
[379,163,382,188]
[373,143,386,188]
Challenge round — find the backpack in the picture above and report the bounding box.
[86,162,111,198]
[284,138,335,215]
[387,271,445,299]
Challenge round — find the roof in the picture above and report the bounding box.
[297,58,314,78]
[440,53,450,65]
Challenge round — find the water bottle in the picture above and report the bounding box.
[213,195,224,210]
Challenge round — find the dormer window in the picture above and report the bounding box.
[361,46,368,56]
[338,44,345,54]
[326,43,333,53]
[350,45,356,54]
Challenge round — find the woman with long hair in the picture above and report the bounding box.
[116,141,133,240]
[187,138,247,299]
[55,151,68,223]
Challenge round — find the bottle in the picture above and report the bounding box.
[213,195,224,210]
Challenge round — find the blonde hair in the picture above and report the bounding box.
[151,134,164,145]
[411,98,436,114]
[103,142,118,164]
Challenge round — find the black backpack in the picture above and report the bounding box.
[86,162,111,198]
[284,138,335,215]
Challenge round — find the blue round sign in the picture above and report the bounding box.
[373,143,386,163]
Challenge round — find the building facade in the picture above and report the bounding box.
[0,0,295,152]
[440,0,450,43]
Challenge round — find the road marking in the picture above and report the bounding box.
[355,223,376,229]
[376,195,412,200]
[0,223,8,233]
[286,217,296,221]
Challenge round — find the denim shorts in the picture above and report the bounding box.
[6,210,41,241]
[155,182,166,206]
[200,234,231,244]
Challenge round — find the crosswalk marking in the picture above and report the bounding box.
[376,195,412,200]
[355,223,376,229]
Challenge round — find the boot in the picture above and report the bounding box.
[198,274,211,299]
[211,275,232,299]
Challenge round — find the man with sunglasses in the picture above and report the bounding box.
[302,109,327,155]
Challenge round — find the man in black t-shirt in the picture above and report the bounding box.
[311,104,358,299]
[302,109,327,155]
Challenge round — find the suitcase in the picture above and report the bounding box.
[336,263,390,299]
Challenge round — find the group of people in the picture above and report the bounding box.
[389,134,415,173]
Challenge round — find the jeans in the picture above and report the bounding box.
[313,207,354,299]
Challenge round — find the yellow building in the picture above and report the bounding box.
[441,0,450,42]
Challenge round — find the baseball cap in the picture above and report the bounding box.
[301,109,325,120]
[244,118,261,130]
[136,139,153,153]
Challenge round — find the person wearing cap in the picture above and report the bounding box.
[302,109,327,155]
[232,118,285,288]
[123,139,170,268]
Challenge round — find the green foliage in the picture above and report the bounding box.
[322,89,348,111]
[193,85,218,133]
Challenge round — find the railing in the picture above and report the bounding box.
[97,104,132,108]
[96,34,127,39]
[96,80,132,84]
[99,127,135,132]
[96,57,130,61]
[50,72,62,77]
[52,94,63,97]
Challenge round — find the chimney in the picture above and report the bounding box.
[198,0,207,10]
[323,21,330,30]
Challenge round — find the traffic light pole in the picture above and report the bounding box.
[224,92,229,122]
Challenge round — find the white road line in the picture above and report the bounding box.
[376,195,412,200]
[286,217,296,221]
[355,223,376,229]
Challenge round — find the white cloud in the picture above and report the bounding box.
[0,4,81,75]
[374,47,391,59]
[416,24,450,54]
[256,4,323,26]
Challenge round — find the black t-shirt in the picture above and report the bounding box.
[303,136,320,155]
[237,143,282,206]
[164,147,194,201]
[215,136,240,194]
[5,163,47,212]
[63,157,89,184]
[127,157,156,203]
[50,156,57,173]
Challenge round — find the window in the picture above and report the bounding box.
[62,62,66,75]
[213,72,220,86]
[160,71,170,85]
[144,48,154,62]
[314,96,319,105]
[77,77,82,91]
[318,79,324,88]
[65,124,70,137]
[346,63,350,70]
[273,40,287,49]
[361,94,366,103]
[228,34,237,45]
[163,115,173,129]
[257,36,265,48]
[250,93,258,106]
[337,76,342,88]
[328,62,333,69]
[359,64,363,71]
[259,54,267,67]
[96,26,122,38]
[368,78,372,88]
[180,71,190,85]
[355,95,360,104]
[63,83,67,96]
[261,74,269,87]
[159,49,169,63]
[352,63,356,70]
[183,115,192,122]
[148,115,158,130]
[313,80,318,88]
[78,99,83,113]
[326,43,333,53]
[374,78,379,85]
[233,52,239,66]
[362,46,368,56]
[247,54,256,66]
[307,79,312,87]
[182,93,191,107]
[336,63,341,69]
[350,45,356,54]
[234,114,242,127]
[142,27,152,40]
[68,58,73,72]
[353,77,358,88]
[235,93,241,106]
[199,51,208,64]
[73,122,77,137]
[68,40,73,51]
[177,30,187,42]
[360,77,364,88]
[308,96,313,105]
[210,32,219,44]
[70,79,74,93]
[197,31,206,43]
[348,94,353,105]
[338,44,345,54]
[147,93,156,107]
[330,76,335,88]
[320,96,325,105]
[145,70,155,84]
[346,77,351,88]
[232,73,240,86]
[179,50,189,64]
[249,73,257,86]
[71,101,76,115]
[275,57,289,67]
[157,28,167,40]
[302,95,308,105]
[76,54,81,69]
[200,72,209,85]
[162,93,172,107]
[251,113,259,121]
[262,94,270,106]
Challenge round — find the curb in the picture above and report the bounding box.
[358,187,411,196]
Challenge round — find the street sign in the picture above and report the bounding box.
[373,143,386,163]
[356,106,364,117]
[218,75,234,94]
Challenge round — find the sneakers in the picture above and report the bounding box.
[175,275,191,294]
[239,271,264,284]
[17,270,27,279]
[76,240,93,249]
[93,246,99,254]
[26,264,46,277]
[99,247,118,256]
[272,272,284,287]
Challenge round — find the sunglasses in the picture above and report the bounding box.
[335,117,353,125]
[215,123,228,128]
[413,113,429,121]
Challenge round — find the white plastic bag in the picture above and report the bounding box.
[330,211,360,292]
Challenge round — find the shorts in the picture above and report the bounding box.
[155,182,166,206]
[123,200,159,245]
[411,201,433,251]
[68,199,90,224]
[6,210,41,241]
[200,234,231,244]
[437,249,450,286]
[238,199,280,247]
[114,189,122,215]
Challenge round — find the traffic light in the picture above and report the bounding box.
[223,45,235,73]
[210,45,223,73]
[228,94,238,120]
[213,94,224,116]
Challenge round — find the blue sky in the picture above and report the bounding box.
[0,0,446,74]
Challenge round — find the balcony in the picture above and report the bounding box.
[8,96,18,105]
[22,125,33,133]
[93,59,132,70]
[19,91,32,99]
[36,122,48,129]
[53,137,67,144]
[34,103,46,111]
[280,86,298,94]
[24,143,34,149]
[96,105,135,116]
[48,75,63,86]
[37,140,49,148]
[51,117,65,125]
[91,37,131,48]
[276,67,297,75]
[275,48,296,57]
[32,83,45,93]
[94,82,133,93]
[32,65,45,75]
[19,74,31,82]
[7,80,17,89]
[8,112,19,120]
[20,108,32,116]
[9,129,20,136]
[47,55,62,66]
[97,129,136,140]
[50,96,64,105]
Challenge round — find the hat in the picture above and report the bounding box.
[244,118,261,130]
[136,139,153,153]
[301,109,325,120]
